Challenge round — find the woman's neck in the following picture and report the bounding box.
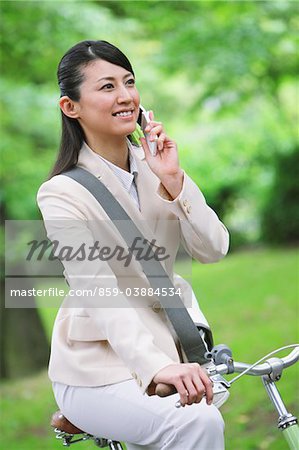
[85,134,129,171]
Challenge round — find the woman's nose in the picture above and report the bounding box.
[117,85,132,103]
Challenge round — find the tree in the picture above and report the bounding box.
[261,147,299,244]
[101,1,298,241]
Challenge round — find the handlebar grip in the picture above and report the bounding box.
[155,383,177,397]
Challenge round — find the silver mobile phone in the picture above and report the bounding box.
[140,105,158,156]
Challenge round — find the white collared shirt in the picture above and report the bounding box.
[95,142,140,210]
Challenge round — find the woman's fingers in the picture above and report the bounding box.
[145,123,163,139]
[176,365,213,407]
[148,110,154,121]
[157,132,166,151]
[184,378,204,405]
[152,363,213,407]
[198,366,214,405]
[144,123,166,152]
[140,129,166,156]
[174,379,190,407]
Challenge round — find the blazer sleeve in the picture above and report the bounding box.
[156,171,229,263]
[37,176,176,393]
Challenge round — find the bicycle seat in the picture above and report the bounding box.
[51,410,83,434]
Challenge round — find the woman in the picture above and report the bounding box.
[37,40,229,449]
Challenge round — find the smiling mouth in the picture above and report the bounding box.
[112,110,134,117]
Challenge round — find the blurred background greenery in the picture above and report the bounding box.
[0,1,298,449]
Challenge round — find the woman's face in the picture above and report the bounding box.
[74,59,140,140]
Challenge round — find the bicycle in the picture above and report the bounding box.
[51,344,299,449]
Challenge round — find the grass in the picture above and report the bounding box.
[192,246,299,450]
[0,246,298,450]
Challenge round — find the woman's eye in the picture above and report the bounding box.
[101,83,114,90]
[126,78,135,86]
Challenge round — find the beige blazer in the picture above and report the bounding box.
[37,141,229,394]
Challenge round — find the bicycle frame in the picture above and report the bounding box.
[262,376,299,450]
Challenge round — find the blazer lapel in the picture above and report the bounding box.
[77,142,162,248]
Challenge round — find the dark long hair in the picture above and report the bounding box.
[49,40,135,178]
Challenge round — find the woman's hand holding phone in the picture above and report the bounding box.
[139,110,184,200]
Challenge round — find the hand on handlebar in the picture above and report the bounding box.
[149,363,213,407]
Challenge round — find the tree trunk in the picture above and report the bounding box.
[0,289,50,379]
[0,201,50,379]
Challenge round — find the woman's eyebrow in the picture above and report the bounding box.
[96,73,133,83]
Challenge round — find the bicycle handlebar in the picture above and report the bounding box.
[155,346,299,398]
[212,346,299,377]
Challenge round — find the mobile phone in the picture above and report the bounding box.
[140,105,158,157]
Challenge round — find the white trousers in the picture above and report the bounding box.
[53,379,225,450]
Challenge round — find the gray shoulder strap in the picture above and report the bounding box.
[63,166,211,364]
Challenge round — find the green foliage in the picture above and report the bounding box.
[1,1,139,84]
[1,0,298,241]
[261,147,299,244]
[0,79,59,219]
[103,1,299,107]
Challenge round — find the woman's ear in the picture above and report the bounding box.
[59,96,80,119]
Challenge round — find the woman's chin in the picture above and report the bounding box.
[120,124,138,137]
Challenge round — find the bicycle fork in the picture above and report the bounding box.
[262,373,299,450]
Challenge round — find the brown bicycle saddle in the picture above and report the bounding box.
[51,410,84,434]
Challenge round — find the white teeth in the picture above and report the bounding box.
[115,111,133,117]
